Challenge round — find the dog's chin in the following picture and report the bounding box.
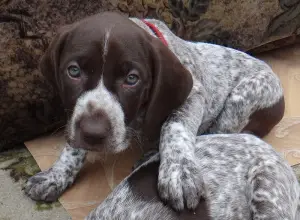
[68,137,130,153]
[67,139,102,152]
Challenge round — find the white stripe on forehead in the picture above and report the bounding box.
[100,23,121,88]
[101,22,121,75]
[100,22,122,87]
[99,28,113,89]
[102,28,112,75]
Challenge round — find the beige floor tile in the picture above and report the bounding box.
[257,44,300,165]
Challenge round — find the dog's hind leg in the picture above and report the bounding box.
[207,74,284,137]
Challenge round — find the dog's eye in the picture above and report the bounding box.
[67,65,81,78]
[124,73,139,86]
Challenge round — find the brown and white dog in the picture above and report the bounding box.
[25,12,285,212]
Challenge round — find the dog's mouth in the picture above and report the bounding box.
[67,129,131,153]
[71,142,99,151]
[69,134,109,152]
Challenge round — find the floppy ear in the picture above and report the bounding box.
[39,25,72,94]
[143,38,193,141]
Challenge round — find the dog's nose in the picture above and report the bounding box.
[78,112,111,145]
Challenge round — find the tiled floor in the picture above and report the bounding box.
[257,44,300,166]
[25,44,300,220]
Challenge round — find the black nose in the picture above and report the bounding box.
[78,112,111,146]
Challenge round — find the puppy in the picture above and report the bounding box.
[86,134,300,220]
[25,12,285,210]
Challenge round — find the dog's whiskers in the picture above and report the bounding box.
[50,124,67,136]
[126,127,145,153]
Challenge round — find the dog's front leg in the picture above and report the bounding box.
[24,144,87,202]
[158,93,205,211]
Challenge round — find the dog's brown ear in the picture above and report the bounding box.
[143,38,193,141]
[40,25,72,93]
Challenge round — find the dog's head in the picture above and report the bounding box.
[40,12,192,152]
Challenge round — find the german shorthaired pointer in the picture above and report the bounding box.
[25,12,285,211]
[86,134,300,220]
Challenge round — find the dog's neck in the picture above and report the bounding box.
[131,17,198,77]
[141,19,168,46]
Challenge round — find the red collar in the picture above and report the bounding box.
[141,20,168,46]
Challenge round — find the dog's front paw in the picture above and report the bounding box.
[24,169,69,202]
[158,158,203,211]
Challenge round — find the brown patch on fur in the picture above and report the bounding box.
[242,96,285,137]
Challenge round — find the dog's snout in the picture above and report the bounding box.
[78,112,111,145]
